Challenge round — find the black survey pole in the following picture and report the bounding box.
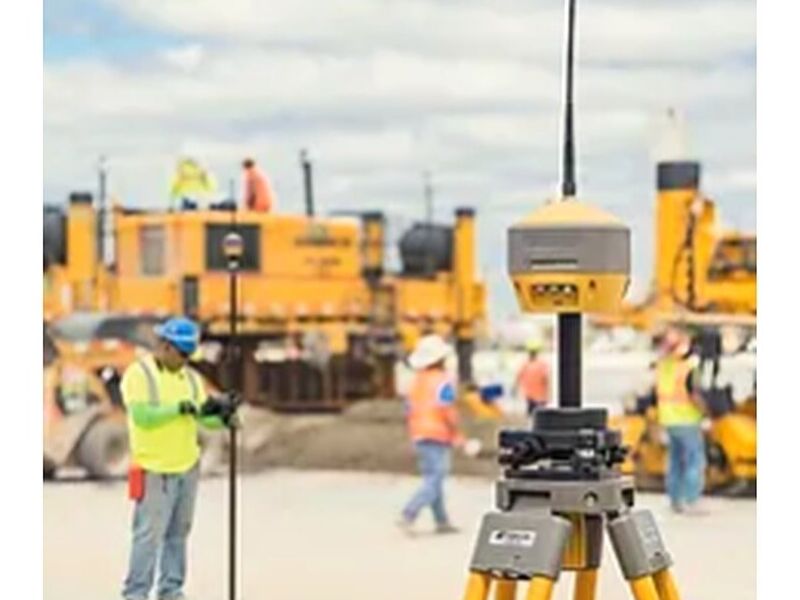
[301,149,315,217]
[558,0,581,408]
[222,226,244,600]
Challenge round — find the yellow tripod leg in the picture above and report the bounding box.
[629,576,660,600]
[494,578,517,600]
[653,569,681,600]
[524,576,555,600]
[463,572,492,600]
[573,569,598,600]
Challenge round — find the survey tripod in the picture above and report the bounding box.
[461,0,684,598]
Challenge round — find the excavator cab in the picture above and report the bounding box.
[708,236,756,280]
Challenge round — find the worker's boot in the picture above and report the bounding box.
[682,501,709,516]
[395,516,416,537]
[435,522,460,534]
[669,500,684,514]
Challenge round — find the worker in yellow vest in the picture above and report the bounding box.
[397,334,463,535]
[120,317,234,600]
[169,157,217,210]
[656,328,707,514]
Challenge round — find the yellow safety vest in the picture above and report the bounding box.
[170,159,216,201]
[121,354,206,473]
[656,356,703,426]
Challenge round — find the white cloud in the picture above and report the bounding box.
[115,0,754,64]
[161,43,205,71]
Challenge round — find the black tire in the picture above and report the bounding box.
[76,418,129,479]
[43,458,57,480]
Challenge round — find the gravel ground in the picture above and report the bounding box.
[44,470,755,600]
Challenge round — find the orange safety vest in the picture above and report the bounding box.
[517,359,550,404]
[406,369,458,445]
[244,167,275,212]
[656,356,703,426]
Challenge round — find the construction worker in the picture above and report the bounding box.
[169,157,217,210]
[655,327,707,514]
[120,317,233,600]
[397,334,462,535]
[242,158,277,212]
[513,339,550,416]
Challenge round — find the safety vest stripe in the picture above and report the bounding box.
[186,369,199,405]
[136,358,200,407]
[136,359,160,407]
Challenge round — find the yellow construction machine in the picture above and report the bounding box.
[43,324,129,479]
[43,162,488,412]
[594,159,755,331]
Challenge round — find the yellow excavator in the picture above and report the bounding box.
[594,158,755,330]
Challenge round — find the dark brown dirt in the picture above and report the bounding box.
[224,400,527,477]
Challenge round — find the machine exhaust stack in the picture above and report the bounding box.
[300,149,315,217]
[454,207,477,385]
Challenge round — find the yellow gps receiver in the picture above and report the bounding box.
[508,198,630,314]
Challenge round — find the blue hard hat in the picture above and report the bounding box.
[154,317,200,355]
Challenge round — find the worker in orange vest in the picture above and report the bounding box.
[242,158,276,212]
[397,334,463,535]
[656,327,707,514]
[513,339,550,417]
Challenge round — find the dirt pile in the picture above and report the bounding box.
[203,400,527,478]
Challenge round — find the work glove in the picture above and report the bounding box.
[200,392,241,427]
[199,396,226,417]
[178,400,197,415]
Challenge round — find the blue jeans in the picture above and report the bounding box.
[665,426,706,506]
[402,440,451,525]
[122,464,200,600]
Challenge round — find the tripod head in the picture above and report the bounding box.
[498,408,627,481]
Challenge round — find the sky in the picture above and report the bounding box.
[44,0,756,320]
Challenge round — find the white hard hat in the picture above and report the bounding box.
[408,334,452,370]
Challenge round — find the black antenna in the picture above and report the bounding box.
[97,155,108,266]
[561,0,578,198]
[423,170,434,224]
[301,149,315,217]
